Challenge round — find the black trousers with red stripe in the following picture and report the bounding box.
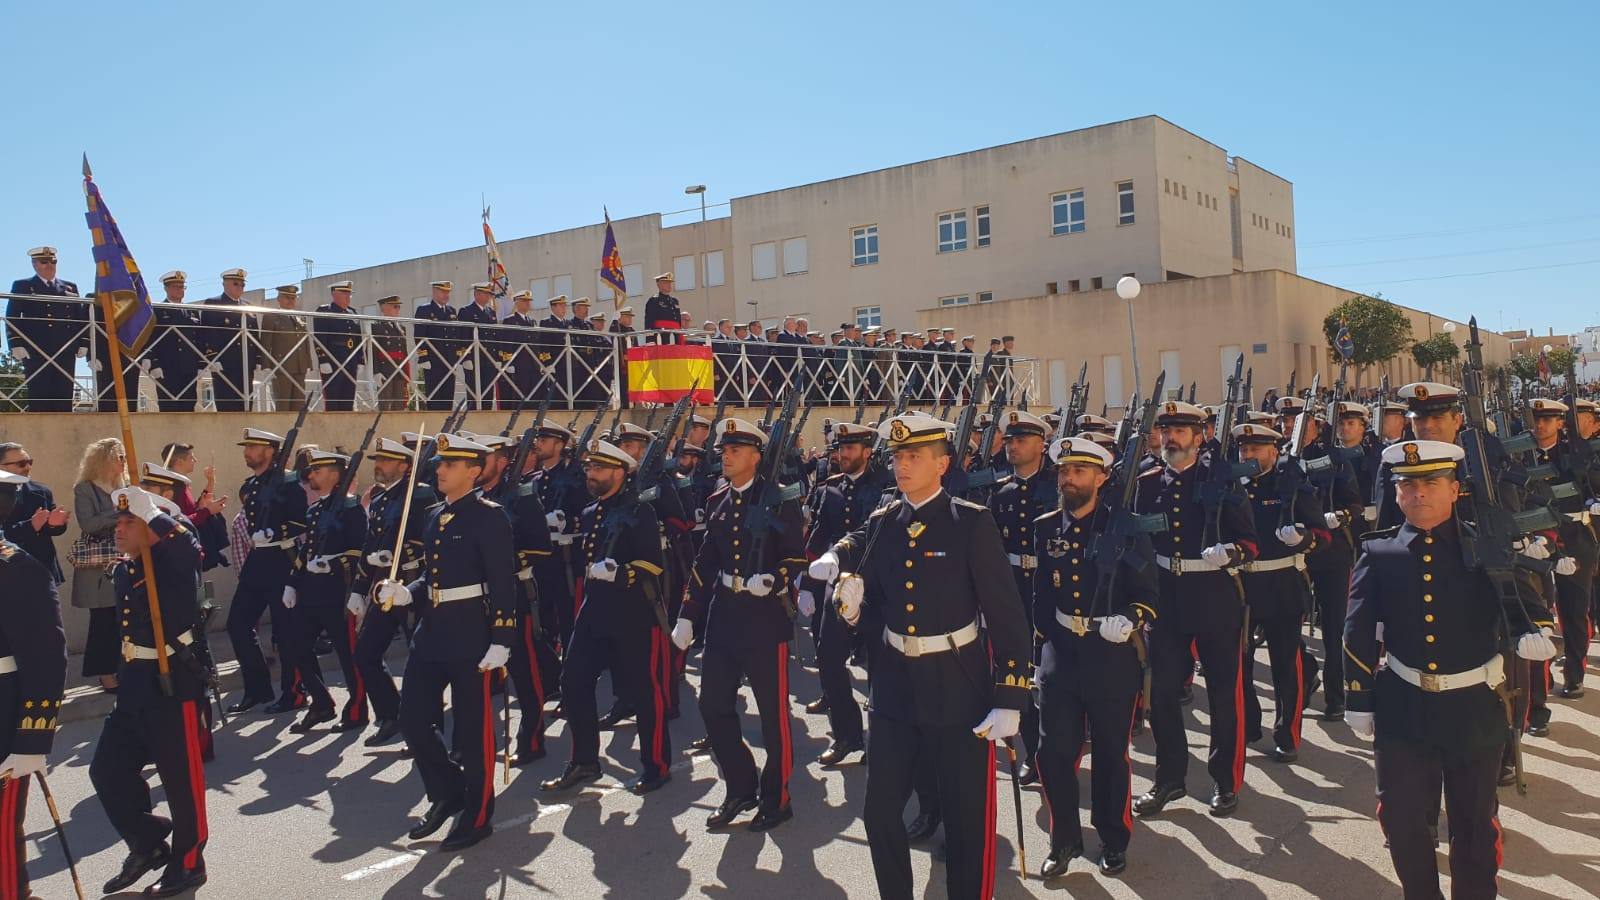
[354,605,405,722]
[507,593,555,755]
[0,773,31,899]
[399,656,494,829]
[1241,609,1308,751]
[286,600,367,725]
[863,714,997,900]
[699,640,794,814]
[559,606,672,781]
[1036,639,1140,855]
[1375,739,1502,900]
[1148,597,1245,793]
[90,698,210,876]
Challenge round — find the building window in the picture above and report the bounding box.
[672,255,697,291]
[705,250,725,287]
[752,242,778,281]
[975,205,991,247]
[978,291,993,303]
[552,274,573,304]
[623,263,643,297]
[782,236,808,275]
[1163,178,1170,194]
[1159,350,1181,392]
[1181,185,1187,200]
[852,225,879,266]
[528,277,550,309]
[938,211,968,253]
[1091,276,1104,290]
[939,294,971,307]
[1117,180,1135,226]
[1051,190,1085,235]
[855,305,882,329]
[1067,279,1080,293]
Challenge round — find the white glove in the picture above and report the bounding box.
[834,574,864,625]
[972,707,1022,741]
[809,551,841,582]
[694,508,706,524]
[1201,543,1239,567]
[1362,505,1378,522]
[1517,632,1557,661]
[477,643,511,672]
[250,529,277,547]
[282,586,298,609]
[319,363,332,374]
[307,555,333,575]
[545,510,567,533]
[365,549,393,568]
[376,579,412,608]
[1098,614,1134,644]
[1589,500,1600,517]
[114,486,163,523]
[587,559,619,582]
[1275,524,1306,547]
[1541,625,1555,638]
[90,359,102,371]
[150,367,164,380]
[1324,511,1345,529]
[797,590,817,618]
[1375,622,1385,642]
[1556,556,1578,576]
[8,347,27,362]
[347,593,366,616]
[505,365,515,374]
[745,573,775,597]
[0,754,47,780]
[418,360,432,370]
[75,347,87,359]
[1518,536,1551,560]
[671,619,694,651]
[1344,710,1375,739]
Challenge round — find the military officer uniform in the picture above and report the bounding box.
[1304,402,1378,719]
[5,246,83,412]
[529,423,587,651]
[371,296,410,410]
[413,283,460,411]
[148,272,204,412]
[499,296,542,407]
[459,287,502,409]
[258,286,313,409]
[197,268,253,412]
[644,275,682,340]
[1522,398,1596,698]
[312,282,363,411]
[536,297,571,407]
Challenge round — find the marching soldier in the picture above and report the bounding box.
[809,412,1032,900]
[1522,397,1595,701]
[374,433,517,852]
[1033,437,1157,879]
[259,285,312,409]
[527,421,584,654]
[459,283,501,410]
[539,440,673,796]
[1305,402,1377,721]
[312,281,362,411]
[1133,400,1259,819]
[1344,439,1556,900]
[414,281,459,411]
[371,294,410,410]
[673,418,807,831]
[148,270,203,412]
[5,245,83,412]
[0,470,67,898]
[198,268,253,412]
[500,290,541,408]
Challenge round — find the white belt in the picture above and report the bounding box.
[551,532,575,546]
[257,537,297,550]
[517,566,535,582]
[122,628,196,662]
[1156,554,1222,575]
[1242,554,1305,574]
[693,523,707,532]
[429,583,487,603]
[1386,654,1505,693]
[400,558,422,573]
[0,656,15,675]
[883,620,980,658]
[1567,511,1591,525]
[719,572,773,593]
[1006,553,1039,570]
[1054,610,1107,636]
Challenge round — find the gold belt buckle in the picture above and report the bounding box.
[1068,616,1089,637]
[122,641,136,663]
[1419,673,1441,692]
[429,586,443,605]
[901,634,922,658]
[730,576,745,593]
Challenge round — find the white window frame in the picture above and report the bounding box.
[705,250,726,287]
[1051,190,1086,235]
[977,290,993,303]
[1117,180,1135,226]
[782,236,808,276]
[854,305,882,329]
[938,294,971,307]
[975,205,991,248]
[752,242,778,281]
[937,210,968,253]
[1159,349,1181,392]
[852,225,879,266]
[672,255,697,291]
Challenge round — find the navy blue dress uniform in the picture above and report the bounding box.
[90,487,210,897]
[499,297,542,407]
[458,289,501,410]
[528,425,586,653]
[349,439,437,743]
[225,428,310,711]
[283,451,369,732]
[1032,438,1158,878]
[413,283,460,410]
[678,419,808,830]
[5,247,83,412]
[311,283,363,411]
[568,301,607,407]
[819,414,1033,900]
[1522,398,1596,697]
[1132,400,1260,817]
[644,275,682,339]
[149,272,203,412]
[536,298,571,406]
[383,434,518,850]
[0,471,68,900]
[540,440,673,794]
[1232,424,1330,760]
[1344,440,1554,900]
[197,268,253,412]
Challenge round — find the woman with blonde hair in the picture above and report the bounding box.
[72,437,129,690]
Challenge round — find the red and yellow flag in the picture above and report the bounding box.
[626,344,714,404]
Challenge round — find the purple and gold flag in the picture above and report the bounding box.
[600,208,626,311]
[82,156,155,356]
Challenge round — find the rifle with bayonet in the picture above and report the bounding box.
[1285,369,1297,406]
[746,379,809,614]
[964,359,1009,494]
[1277,373,1319,529]
[1188,381,1197,404]
[948,352,995,495]
[506,382,558,490]
[295,408,382,578]
[259,386,321,535]
[1200,354,1259,549]
[1238,367,1254,429]
[1055,362,1088,443]
[552,391,612,514]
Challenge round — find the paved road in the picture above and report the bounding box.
[22,641,1600,899]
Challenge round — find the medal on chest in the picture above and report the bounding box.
[906,521,926,540]
[439,512,455,528]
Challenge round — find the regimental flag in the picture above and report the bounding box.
[483,205,512,318]
[1335,317,1354,362]
[82,156,154,356]
[600,208,626,311]
[1538,348,1552,384]
[625,343,714,404]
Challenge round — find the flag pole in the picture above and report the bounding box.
[84,155,175,695]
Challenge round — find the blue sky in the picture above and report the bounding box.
[6,1,1597,334]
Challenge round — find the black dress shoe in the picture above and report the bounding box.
[1558,682,1585,699]
[1526,722,1550,738]
[263,695,307,715]
[439,822,492,852]
[1040,844,1081,879]
[144,865,206,898]
[1133,784,1186,817]
[817,740,864,766]
[226,696,269,715]
[540,762,603,792]
[365,719,402,746]
[748,805,793,832]
[1322,704,1346,722]
[597,706,634,729]
[686,736,711,754]
[627,772,671,795]
[511,746,547,767]
[290,706,337,734]
[104,842,170,894]
[334,716,369,733]
[1179,685,1195,706]
[408,797,465,840]
[1017,762,1039,786]
[314,635,335,655]
[1099,848,1127,876]
[805,696,831,715]
[1208,789,1239,818]
[1270,745,1298,764]
[707,794,759,828]
[905,810,941,843]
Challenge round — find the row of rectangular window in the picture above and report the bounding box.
[1163,178,1221,211]
[1249,212,1292,239]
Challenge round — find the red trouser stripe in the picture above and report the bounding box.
[182,700,209,869]
[1,776,17,900]
[345,613,366,722]
[475,672,494,828]
[981,741,997,899]
[1232,654,1247,791]
[523,619,544,749]
[1123,696,1138,833]
[776,642,792,808]
[647,628,666,772]
[573,577,586,619]
[1290,643,1305,749]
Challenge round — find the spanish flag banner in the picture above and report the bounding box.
[626,343,714,404]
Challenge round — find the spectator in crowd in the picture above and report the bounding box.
[0,441,68,581]
[72,437,128,690]
[160,441,231,569]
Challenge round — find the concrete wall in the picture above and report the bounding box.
[659,216,736,326]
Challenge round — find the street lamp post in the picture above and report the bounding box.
[685,185,708,324]
[1116,276,1143,400]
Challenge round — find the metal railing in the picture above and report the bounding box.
[0,293,1037,413]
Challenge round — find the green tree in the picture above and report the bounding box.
[1410,332,1461,379]
[1508,347,1577,389]
[1323,293,1412,377]
[0,354,22,413]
